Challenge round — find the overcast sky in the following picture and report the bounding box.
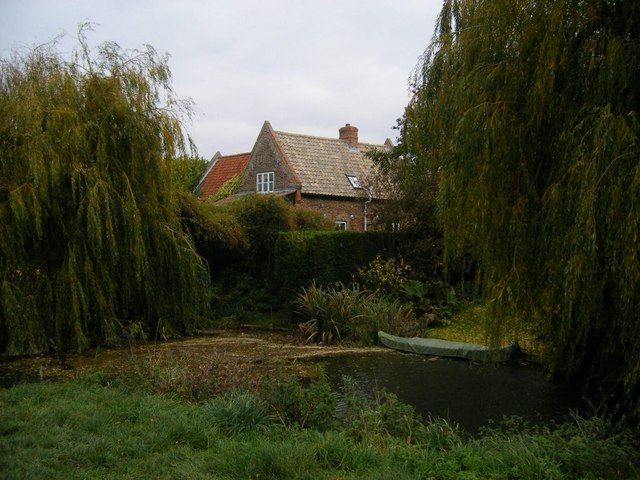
[1,1,443,158]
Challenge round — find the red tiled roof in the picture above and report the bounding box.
[198,152,250,198]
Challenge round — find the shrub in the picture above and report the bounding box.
[356,298,416,344]
[353,253,413,295]
[295,281,366,344]
[203,390,277,435]
[292,207,334,231]
[353,252,465,328]
[395,279,463,326]
[180,193,249,276]
[340,377,446,446]
[222,194,296,277]
[261,370,337,431]
[295,282,417,345]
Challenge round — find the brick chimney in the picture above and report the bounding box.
[339,123,358,145]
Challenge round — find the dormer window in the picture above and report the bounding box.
[346,174,362,189]
[257,171,274,193]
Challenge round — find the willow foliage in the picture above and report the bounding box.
[0,31,210,354]
[397,0,640,416]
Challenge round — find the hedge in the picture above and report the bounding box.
[273,231,392,298]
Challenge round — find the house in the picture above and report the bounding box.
[198,121,392,230]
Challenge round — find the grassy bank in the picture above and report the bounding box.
[426,302,545,357]
[1,372,637,479]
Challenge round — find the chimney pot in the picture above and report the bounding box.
[339,123,358,145]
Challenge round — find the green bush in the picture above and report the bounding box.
[183,194,346,321]
[356,298,416,344]
[295,282,416,345]
[203,390,277,435]
[292,207,334,231]
[340,376,455,446]
[182,193,298,282]
[295,282,364,344]
[261,370,337,431]
[353,253,413,295]
[210,194,296,283]
[180,193,249,277]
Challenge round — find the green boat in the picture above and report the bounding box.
[377,331,520,362]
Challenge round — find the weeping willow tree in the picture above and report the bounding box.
[394,0,640,418]
[0,29,210,355]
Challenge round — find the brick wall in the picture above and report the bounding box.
[240,129,298,193]
[299,196,381,231]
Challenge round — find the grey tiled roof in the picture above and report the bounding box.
[273,130,387,199]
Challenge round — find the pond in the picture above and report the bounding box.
[315,351,585,435]
[0,332,585,435]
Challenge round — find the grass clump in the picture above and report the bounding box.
[203,390,277,435]
[295,281,416,345]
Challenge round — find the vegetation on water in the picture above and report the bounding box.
[0,370,637,479]
[377,0,640,422]
[0,27,210,355]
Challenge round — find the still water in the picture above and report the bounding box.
[0,331,585,435]
[316,351,584,435]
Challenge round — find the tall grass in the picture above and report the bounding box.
[0,373,637,479]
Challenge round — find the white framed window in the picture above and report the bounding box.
[335,221,347,230]
[256,171,274,193]
[345,174,362,189]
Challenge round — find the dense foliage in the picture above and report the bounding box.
[273,230,391,296]
[0,33,210,354]
[180,193,336,322]
[172,155,208,193]
[295,281,415,344]
[391,0,640,419]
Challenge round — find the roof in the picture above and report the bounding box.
[272,129,388,198]
[198,152,250,198]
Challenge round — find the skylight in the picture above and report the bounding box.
[346,174,362,189]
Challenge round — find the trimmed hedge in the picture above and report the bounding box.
[273,231,392,297]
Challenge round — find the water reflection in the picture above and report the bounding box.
[316,351,584,435]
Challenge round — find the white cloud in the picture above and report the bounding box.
[0,0,443,156]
